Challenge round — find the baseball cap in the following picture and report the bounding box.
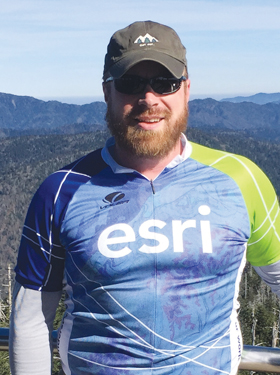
[103,21,187,79]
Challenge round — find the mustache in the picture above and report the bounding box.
[124,107,170,120]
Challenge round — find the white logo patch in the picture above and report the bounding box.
[134,33,158,47]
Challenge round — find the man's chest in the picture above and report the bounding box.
[60,169,250,283]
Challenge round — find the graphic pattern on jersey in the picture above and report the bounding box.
[14,139,280,375]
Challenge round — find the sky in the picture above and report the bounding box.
[1,0,279,104]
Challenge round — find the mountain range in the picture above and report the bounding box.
[188,98,280,141]
[0,92,106,137]
[221,92,280,105]
[0,91,280,142]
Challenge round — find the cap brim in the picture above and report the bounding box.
[109,50,185,79]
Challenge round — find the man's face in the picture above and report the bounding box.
[104,61,190,158]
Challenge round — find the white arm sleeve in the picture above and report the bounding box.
[253,259,280,298]
[9,281,62,375]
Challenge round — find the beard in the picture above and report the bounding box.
[106,102,188,158]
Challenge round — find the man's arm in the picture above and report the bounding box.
[9,281,62,375]
[9,158,92,373]
[253,259,280,297]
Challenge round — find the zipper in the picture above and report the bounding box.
[150,180,156,194]
[150,178,157,354]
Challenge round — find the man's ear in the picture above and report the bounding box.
[185,79,191,103]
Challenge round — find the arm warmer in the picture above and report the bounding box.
[253,259,280,298]
[9,282,62,375]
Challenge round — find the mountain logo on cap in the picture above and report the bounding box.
[134,33,158,47]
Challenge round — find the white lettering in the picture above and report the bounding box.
[172,220,196,253]
[198,205,212,253]
[139,220,168,253]
[198,205,211,216]
[97,223,135,258]
[200,221,213,253]
[97,206,213,258]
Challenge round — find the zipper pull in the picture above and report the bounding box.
[150,180,156,194]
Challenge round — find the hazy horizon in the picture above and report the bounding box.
[36,91,280,105]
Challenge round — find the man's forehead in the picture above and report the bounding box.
[125,61,174,77]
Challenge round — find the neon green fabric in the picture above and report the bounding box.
[190,142,280,266]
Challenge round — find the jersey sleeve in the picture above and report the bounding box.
[15,171,68,291]
[190,142,280,267]
[14,149,106,291]
[241,159,280,266]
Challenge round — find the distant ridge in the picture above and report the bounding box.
[0,92,107,136]
[221,92,280,105]
[1,91,280,142]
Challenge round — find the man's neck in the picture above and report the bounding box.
[111,139,183,180]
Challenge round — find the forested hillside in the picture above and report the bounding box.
[1,127,280,374]
[0,130,110,283]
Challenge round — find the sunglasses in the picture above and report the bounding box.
[105,75,187,95]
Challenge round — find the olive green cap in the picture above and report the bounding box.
[103,21,187,79]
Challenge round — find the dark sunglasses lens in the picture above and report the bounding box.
[114,76,144,95]
[152,78,181,94]
[113,76,183,95]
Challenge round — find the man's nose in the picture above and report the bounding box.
[138,85,159,108]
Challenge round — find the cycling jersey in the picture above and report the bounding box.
[14,135,280,375]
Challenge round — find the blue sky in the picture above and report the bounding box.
[1,0,279,104]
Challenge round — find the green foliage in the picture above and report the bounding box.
[238,264,280,347]
[0,352,10,375]
[0,298,10,375]
[52,295,66,375]
[0,300,10,328]
[237,264,280,374]
[53,294,66,331]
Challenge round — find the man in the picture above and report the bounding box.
[9,20,280,375]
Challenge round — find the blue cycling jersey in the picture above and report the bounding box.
[15,135,280,375]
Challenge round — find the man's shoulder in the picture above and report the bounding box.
[189,141,253,166]
[188,140,275,204]
[189,142,279,262]
[189,141,262,179]
[35,147,108,200]
[60,147,106,175]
